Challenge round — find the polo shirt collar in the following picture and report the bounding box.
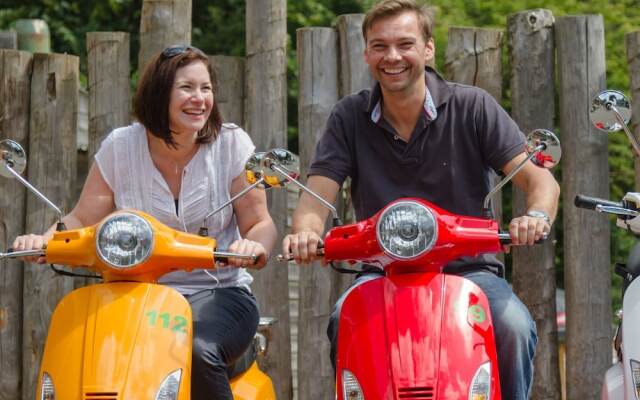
[365,66,453,120]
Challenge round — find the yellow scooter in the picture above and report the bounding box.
[0,139,276,400]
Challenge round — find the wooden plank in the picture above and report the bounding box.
[0,32,17,49]
[556,15,611,400]
[138,0,192,74]
[208,55,245,126]
[444,27,505,225]
[626,31,640,189]
[444,27,503,100]
[336,14,373,98]
[245,1,292,398]
[0,49,32,400]
[22,52,79,400]
[296,27,339,400]
[86,32,130,160]
[333,13,370,298]
[507,9,562,400]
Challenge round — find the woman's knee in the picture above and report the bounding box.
[192,339,227,370]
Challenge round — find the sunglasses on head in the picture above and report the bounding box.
[161,45,206,59]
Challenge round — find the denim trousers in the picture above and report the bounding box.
[327,269,537,400]
[186,287,259,400]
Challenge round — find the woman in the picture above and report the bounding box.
[13,45,277,399]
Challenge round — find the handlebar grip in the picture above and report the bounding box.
[574,194,621,211]
[498,232,548,245]
[277,247,325,262]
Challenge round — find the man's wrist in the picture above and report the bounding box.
[526,209,551,224]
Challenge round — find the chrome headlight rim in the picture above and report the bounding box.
[375,200,438,260]
[96,212,154,269]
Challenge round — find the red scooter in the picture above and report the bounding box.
[272,128,561,399]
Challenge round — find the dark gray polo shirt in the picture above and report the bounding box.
[309,67,526,274]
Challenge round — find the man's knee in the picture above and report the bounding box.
[495,300,537,348]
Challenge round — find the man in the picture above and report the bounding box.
[282,0,560,398]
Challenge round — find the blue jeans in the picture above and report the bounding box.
[327,270,537,400]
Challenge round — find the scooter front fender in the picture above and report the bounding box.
[37,282,192,400]
[336,273,500,399]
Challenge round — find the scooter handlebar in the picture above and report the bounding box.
[277,244,325,262]
[574,194,622,211]
[213,251,259,265]
[498,232,547,246]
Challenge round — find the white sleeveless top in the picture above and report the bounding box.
[94,122,255,294]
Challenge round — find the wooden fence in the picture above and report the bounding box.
[1,2,638,400]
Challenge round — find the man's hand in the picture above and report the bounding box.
[227,238,269,269]
[282,230,324,265]
[508,214,551,246]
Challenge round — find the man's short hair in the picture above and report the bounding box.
[362,0,434,43]
[133,46,222,148]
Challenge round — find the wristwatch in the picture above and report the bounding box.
[526,210,551,224]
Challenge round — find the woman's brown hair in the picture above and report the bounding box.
[133,45,222,148]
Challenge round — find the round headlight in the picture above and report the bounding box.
[376,201,437,259]
[96,213,154,268]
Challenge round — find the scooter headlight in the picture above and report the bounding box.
[342,369,364,400]
[40,372,55,400]
[469,362,491,400]
[376,201,437,259]
[97,213,154,268]
[632,359,640,399]
[155,369,182,400]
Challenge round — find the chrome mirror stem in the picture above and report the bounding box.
[482,143,545,217]
[269,163,342,225]
[610,104,640,157]
[4,164,64,223]
[198,177,266,236]
[205,177,265,222]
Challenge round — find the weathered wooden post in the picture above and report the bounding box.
[208,56,245,126]
[508,9,561,400]
[336,14,373,97]
[0,32,17,49]
[626,31,640,189]
[0,49,32,400]
[296,27,339,400]
[22,52,79,400]
[138,0,192,73]
[444,27,503,100]
[556,15,610,400]
[245,1,292,398]
[444,27,504,224]
[86,32,130,159]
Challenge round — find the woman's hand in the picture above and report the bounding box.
[227,238,269,269]
[12,234,47,264]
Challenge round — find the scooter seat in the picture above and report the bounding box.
[227,341,257,379]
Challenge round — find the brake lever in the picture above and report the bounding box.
[596,204,640,217]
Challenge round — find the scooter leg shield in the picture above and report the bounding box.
[36,282,192,400]
[335,273,500,399]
